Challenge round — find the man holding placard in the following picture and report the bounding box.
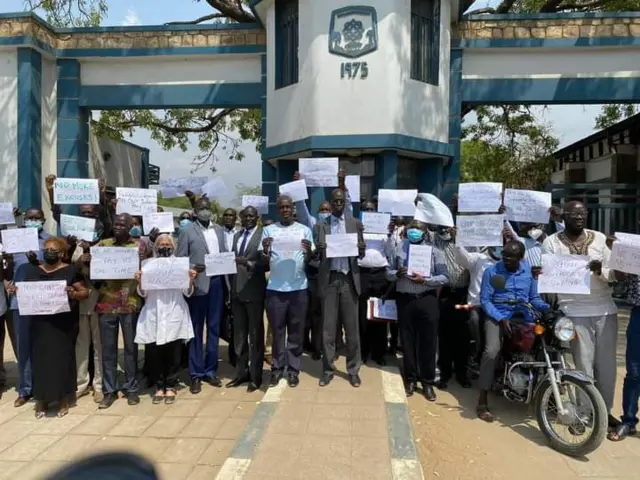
[220,208,239,368]
[542,201,619,427]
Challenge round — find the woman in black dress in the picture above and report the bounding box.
[8,237,89,418]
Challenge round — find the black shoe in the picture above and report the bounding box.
[349,374,362,388]
[311,351,322,361]
[126,392,140,406]
[456,375,472,388]
[225,376,250,388]
[436,379,449,390]
[319,373,334,387]
[269,371,283,387]
[99,393,117,409]
[190,378,202,395]
[247,382,260,393]
[423,384,437,402]
[287,373,300,388]
[206,376,222,388]
[405,382,417,397]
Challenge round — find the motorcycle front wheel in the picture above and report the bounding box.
[534,377,607,457]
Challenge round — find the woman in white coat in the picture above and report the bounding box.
[135,234,196,404]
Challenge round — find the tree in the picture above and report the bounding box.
[594,104,639,129]
[461,106,558,189]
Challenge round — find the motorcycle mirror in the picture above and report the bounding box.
[491,275,507,290]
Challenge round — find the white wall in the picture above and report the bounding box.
[0,49,18,205]
[41,57,57,232]
[266,0,451,149]
[89,128,143,188]
[586,157,611,182]
[80,55,261,86]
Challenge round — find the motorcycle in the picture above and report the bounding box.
[462,275,608,457]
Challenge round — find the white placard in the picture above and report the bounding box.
[363,233,386,252]
[415,194,454,227]
[362,212,391,234]
[60,214,96,242]
[1,228,40,254]
[299,158,339,187]
[160,176,208,197]
[16,280,70,316]
[458,183,503,213]
[242,195,269,214]
[90,246,139,280]
[378,189,418,216]
[345,175,360,202]
[0,203,14,225]
[141,257,190,290]
[326,233,358,258]
[504,189,552,224]
[200,177,228,199]
[116,188,158,216]
[367,298,398,321]
[53,178,100,205]
[270,228,304,253]
[538,254,591,294]
[279,179,309,202]
[205,252,237,276]
[456,214,504,247]
[408,244,433,277]
[142,212,175,234]
[615,232,640,246]
[609,242,640,276]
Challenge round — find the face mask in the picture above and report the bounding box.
[492,247,503,259]
[43,251,60,265]
[157,247,173,258]
[528,228,544,241]
[92,231,101,242]
[406,228,424,244]
[179,219,191,229]
[129,226,142,238]
[318,212,330,220]
[197,209,212,222]
[25,219,43,231]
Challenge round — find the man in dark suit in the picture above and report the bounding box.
[313,189,366,388]
[226,206,267,392]
[177,197,227,394]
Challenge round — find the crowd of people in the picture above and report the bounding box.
[0,171,638,447]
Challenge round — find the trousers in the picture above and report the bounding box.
[622,306,640,427]
[100,313,139,394]
[76,312,103,394]
[438,287,470,379]
[266,290,307,373]
[479,319,502,391]
[147,341,181,390]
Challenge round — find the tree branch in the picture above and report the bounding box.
[203,0,256,23]
[115,109,235,134]
[554,0,609,10]
[165,13,226,25]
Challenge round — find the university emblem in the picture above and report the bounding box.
[328,6,378,59]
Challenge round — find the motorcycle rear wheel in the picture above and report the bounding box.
[534,378,607,457]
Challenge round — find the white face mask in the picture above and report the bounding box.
[528,228,544,241]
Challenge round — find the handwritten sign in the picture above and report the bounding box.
[141,257,190,290]
[345,175,360,202]
[538,254,591,295]
[1,228,40,254]
[53,178,100,205]
[142,212,174,234]
[377,189,418,216]
[326,233,358,258]
[504,189,552,224]
[458,183,503,213]
[615,232,640,246]
[367,298,397,321]
[279,179,308,202]
[299,158,339,187]
[200,177,228,199]
[90,246,139,280]
[408,244,433,277]
[205,252,237,276]
[0,203,14,225]
[609,242,640,276]
[60,214,96,242]
[363,233,386,252]
[159,177,208,197]
[242,195,269,214]
[16,280,70,316]
[116,188,158,216]
[270,228,303,253]
[362,212,391,234]
[456,214,504,247]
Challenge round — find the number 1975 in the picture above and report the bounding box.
[340,62,369,80]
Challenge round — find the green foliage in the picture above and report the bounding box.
[26,0,107,27]
[594,104,639,129]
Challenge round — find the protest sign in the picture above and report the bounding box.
[16,280,70,316]
[1,228,39,254]
[0,203,14,225]
[200,177,228,199]
[142,212,175,234]
[141,257,190,290]
[456,214,504,247]
[159,177,208,197]
[458,183,503,213]
[270,228,304,253]
[408,244,433,277]
[414,194,454,227]
[60,214,96,242]
[362,212,391,234]
[504,189,552,224]
[54,178,100,205]
[299,158,339,187]
[538,254,591,294]
[377,189,418,216]
[205,252,237,276]
[242,195,269,214]
[116,188,157,216]
[609,242,640,276]
[363,233,386,252]
[615,232,640,246]
[326,233,358,258]
[279,180,308,202]
[345,175,360,202]
[90,247,139,280]
[367,298,397,321]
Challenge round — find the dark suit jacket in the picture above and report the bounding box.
[312,215,364,298]
[231,227,267,303]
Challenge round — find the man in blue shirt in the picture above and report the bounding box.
[477,240,549,422]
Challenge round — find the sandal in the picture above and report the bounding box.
[152,390,165,405]
[476,405,494,423]
[607,423,636,442]
[35,401,47,419]
[57,400,69,418]
[164,389,176,405]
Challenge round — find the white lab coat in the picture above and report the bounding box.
[135,287,195,345]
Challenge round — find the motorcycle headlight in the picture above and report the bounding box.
[554,317,575,342]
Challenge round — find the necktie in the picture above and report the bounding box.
[238,230,250,256]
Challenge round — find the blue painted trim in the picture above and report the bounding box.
[262,134,454,160]
[463,12,640,21]
[141,149,150,189]
[376,151,398,190]
[462,77,640,105]
[79,83,263,109]
[17,48,42,209]
[454,36,640,48]
[444,48,462,200]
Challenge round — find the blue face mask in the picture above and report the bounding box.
[179,219,191,229]
[318,212,330,220]
[129,226,142,238]
[92,231,101,242]
[24,219,43,231]
[406,228,424,244]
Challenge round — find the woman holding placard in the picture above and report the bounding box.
[7,237,89,418]
[134,234,196,405]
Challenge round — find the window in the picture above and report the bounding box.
[340,156,376,201]
[411,0,440,85]
[398,156,420,189]
[275,0,299,89]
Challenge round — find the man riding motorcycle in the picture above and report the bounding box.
[476,240,550,422]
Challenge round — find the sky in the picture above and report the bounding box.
[5,0,605,206]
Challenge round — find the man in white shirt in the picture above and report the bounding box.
[542,201,618,425]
